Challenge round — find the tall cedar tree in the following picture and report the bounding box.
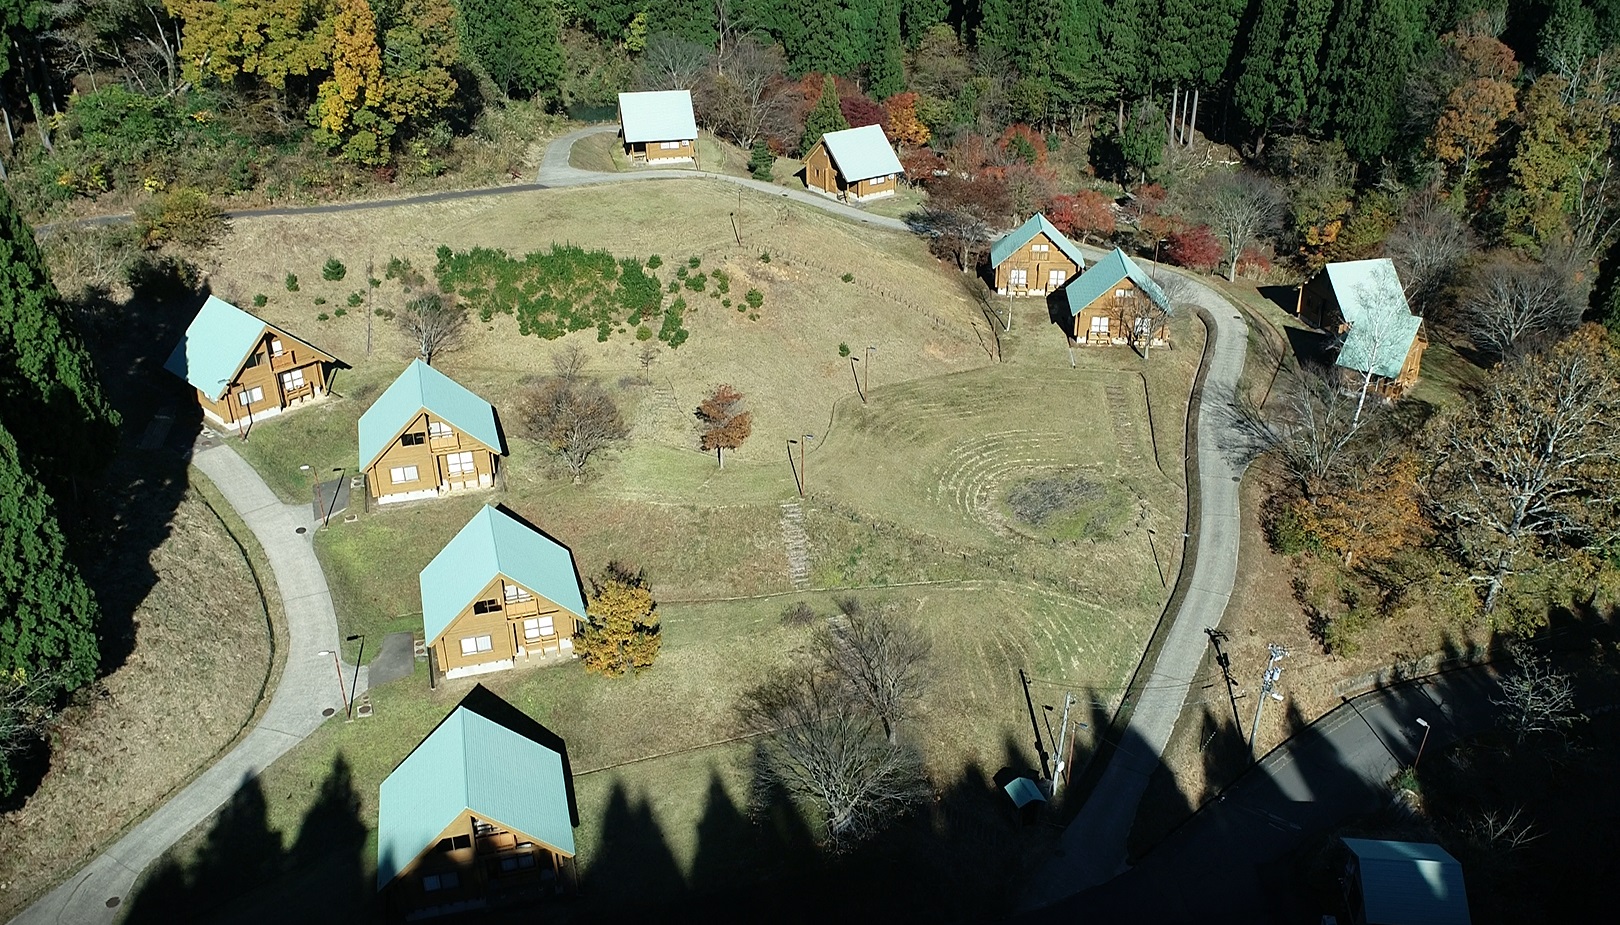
[1312,0,1426,161]
[579,562,661,677]
[1233,0,1333,147]
[868,0,904,98]
[899,0,948,42]
[0,421,101,694]
[800,75,850,153]
[695,384,753,467]
[455,0,564,99]
[0,186,119,490]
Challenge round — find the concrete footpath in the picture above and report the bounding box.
[1021,274,1253,908]
[11,444,357,925]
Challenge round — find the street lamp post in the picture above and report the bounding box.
[346,634,365,718]
[316,649,348,714]
[865,346,876,399]
[799,434,812,496]
[1414,717,1432,768]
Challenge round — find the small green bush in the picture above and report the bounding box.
[675,266,689,279]
[759,251,771,263]
[749,313,759,320]
[841,272,854,283]
[313,297,327,305]
[745,288,764,309]
[374,307,394,319]
[316,312,330,321]
[688,256,701,268]
[684,273,706,292]
[369,277,382,288]
[322,257,347,281]
[839,342,851,357]
[646,254,663,269]
[667,280,679,292]
[286,273,299,292]
[722,298,731,308]
[347,291,364,307]
[636,325,653,340]
[133,187,228,249]
[333,307,347,317]
[252,293,268,307]
[1267,503,1322,557]
[737,304,747,312]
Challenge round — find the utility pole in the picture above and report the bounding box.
[1205,627,1243,732]
[1019,669,1051,779]
[1051,692,1076,789]
[1248,644,1286,757]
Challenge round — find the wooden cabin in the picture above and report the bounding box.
[163,295,340,433]
[988,213,1087,296]
[803,124,904,202]
[420,505,587,680]
[1299,259,1427,398]
[378,686,579,922]
[1057,248,1173,347]
[1339,838,1471,925]
[617,90,698,165]
[359,360,505,505]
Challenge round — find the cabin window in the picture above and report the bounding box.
[435,835,471,852]
[238,387,264,406]
[473,598,502,614]
[242,353,262,369]
[1008,269,1027,287]
[1090,315,1110,335]
[270,339,284,357]
[446,451,476,476]
[660,141,681,149]
[1115,288,1128,299]
[428,420,454,439]
[524,616,556,641]
[1048,269,1067,288]
[1031,243,1049,255]
[280,369,305,391]
[504,584,533,603]
[401,432,426,447]
[499,854,538,873]
[459,635,494,655]
[389,465,419,484]
[422,871,460,892]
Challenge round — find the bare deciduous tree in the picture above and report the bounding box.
[1462,253,1584,359]
[740,664,929,849]
[1384,193,1473,314]
[2,665,68,794]
[1235,365,1365,498]
[518,377,629,479]
[1196,170,1286,282]
[1492,642,1585,744]
[397,293,468,365]
[816,603,930,745]
[551,343,586,382]
[693,36,792,148]
[635,32,710,91]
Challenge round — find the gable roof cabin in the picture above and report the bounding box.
[164,295,339,430]
[377,686,579,910]
[989,213,1089,272]
[988,213,1089,295]
[804,124,905,201]
[617,90,698,163]
[1058,248,1173,346]
[1323,259,1426,382]
[1341,838,1471,925]
[1060,248,1171,316]
[358,360,502,472]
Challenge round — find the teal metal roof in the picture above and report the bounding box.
[618,90,698,143]
[1325,259,1423,380]
[821,124,904,181]
[163,296,272,400]
[1058,248,1171,317]
[358,360,502,470]
[419,505,587,644]
[377,700,575,889]
[988,213,1088,270]
[1003,777,1047,808]
[1344,838,1471,925]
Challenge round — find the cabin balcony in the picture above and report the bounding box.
[430,434,461,451]
[504,598,540,617]
[269,352,299,372]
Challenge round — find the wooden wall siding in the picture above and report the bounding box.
[196,330,330,430]
[994,234,1081,295]
[627,139,695,162]
[366,410,498,502]
[1070,280,1169,346]
[432,575,580,677]
[849,174,896,200]
[1299,275,1338,329]
[804,142,839,196]
[384,808,572,921]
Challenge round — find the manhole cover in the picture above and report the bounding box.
[295,526,307,534]
[322,707,335,717]
[106,898,121,909]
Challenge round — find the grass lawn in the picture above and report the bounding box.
[150,179,1203,920]
[565,131,627,172]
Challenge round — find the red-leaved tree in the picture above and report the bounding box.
[1049,190,1117,244]
[696,384,753,468]
[1168,226,1223,274]
[840,90,886,131]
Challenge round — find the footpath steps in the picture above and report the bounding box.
[779,501,812,589]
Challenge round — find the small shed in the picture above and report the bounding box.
[358,359,505,504]
[1340,838,1470,925]
[420,505,588,681]
[1301,259,1427,398]
[803,124,904,202]
[378,685,579,921]
[1057,248,1172,347]
[617,90,698,165]
[164,295,340,433]
[987,213,1087,296]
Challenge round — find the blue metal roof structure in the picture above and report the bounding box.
[164,296,328,400]
[820,124,904,181]
[1344,838,1471,925]
[1324,259,1424,380]
[617,90,698,143]
[988,213,1088,270]
[1058,248,1172,317]
[418,505,587,645]
[358,360,502,470]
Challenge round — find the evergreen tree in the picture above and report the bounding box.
[900,0,950,41]
[801,75,851,152]
[1101,0,1148,104]
[1232,0,1333,146]
[0,186,118,491]
[1313,0,1425,160]
[1050,0,1110,117]
[869,0,905,97]
[0,421,101,694]
[1189,0,1245,89]
[456,0,564,99]
[757,0,870,75]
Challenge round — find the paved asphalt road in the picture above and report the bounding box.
[1025,668,1500,924]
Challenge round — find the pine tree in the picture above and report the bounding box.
[0,421,101,694]
[801,75,851,153]
[0,186,119,492]
[1101,0,1147,105]
[899,0,949,42]
[868,0,904,98]
[1232,0,1333,147]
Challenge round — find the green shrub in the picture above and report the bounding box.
[841,272,854,283]
[347,291,364,307]
[322,257,347,281]
[749,313,759,320]
[745,288,764,309]
[684,273,706,292]
[749,139,775,180]
[722,298,731,307]
[333,307,347,317]
[839,342,851,357]
[286,273,299,292]
[370,277,382,288]
[667,280,679,292]
[313,297,327,305]
[252,293,268,307]
[636,325,653,340]
[1267,503,1322,557]
[374,307,394,319]
[675,265,689,279]
[688,256,701,268]
[713,273,730,294]
[1322,609,1370,656]
[316,312,330,321]
[759,251,771,263]
[646,254,663,269]
[134,187,228,248]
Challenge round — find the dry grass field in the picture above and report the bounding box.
[141,178,1205,919]
[0,478,276,921]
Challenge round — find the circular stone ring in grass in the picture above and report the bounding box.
[1002,469,1129,542]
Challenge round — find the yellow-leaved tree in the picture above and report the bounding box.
[165,0,333,91]
[578,562,661,677]
[312,0,387,164]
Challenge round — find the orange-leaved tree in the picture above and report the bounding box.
[1301,452,1427,569]
[696,384,752,468]
[578,562,661,678]
[884,91,930,148]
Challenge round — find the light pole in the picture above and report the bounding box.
[1414,717,1431,768]
[799,434,812,495]
[346,634,365,718]
[1248,644,1287,756]
[865,346,876,399]
[325,467,345,525]
[316,649,348,714]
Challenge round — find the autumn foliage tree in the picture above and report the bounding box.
[313,0,387,163]
[695,384,752,468]
[882,91,929,148]
[578,562,661,677]
[1167,225,1223,273]
[518,375,629,479]
[1299,452,1426,569]
[1048,189,1116,243]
